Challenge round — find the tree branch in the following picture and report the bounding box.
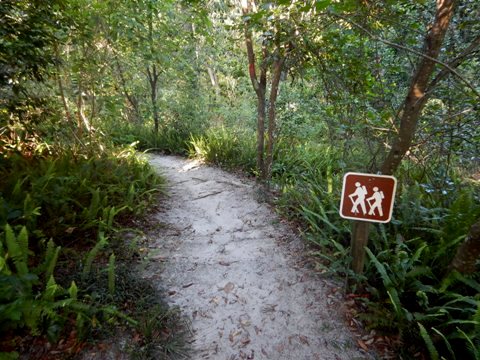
[330,12,480,99]
[243,5,261,95]
[427,34,480,93]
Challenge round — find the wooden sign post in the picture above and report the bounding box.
[339,172,397,274]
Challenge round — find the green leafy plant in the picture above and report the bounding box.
[0,225,88,341]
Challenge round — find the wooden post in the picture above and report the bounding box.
[351,221,370,274]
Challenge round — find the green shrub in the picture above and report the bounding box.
[188,126,256,172]
[0,142,163,244]
[0,225,92,342]
[0,138,166,354]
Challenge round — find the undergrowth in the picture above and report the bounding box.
[0,138,188,359]
[171,124,480,359]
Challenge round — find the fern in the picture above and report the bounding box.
[39,239,55,272]
[88,188,101,220]
[16,227,28,264]
[440,270,480,293]
[4,225,28,276]
[431,327,456,360]
[45,245,61,281]
[68,281,78,300]
[457,327,480,360]
[365,247,394,288]
[418,322,439,360]
[82,233,107,278]
[43,275,60,301]
[23,299,42,336]
[474,302,480,340]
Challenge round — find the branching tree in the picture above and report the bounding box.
[241,0,295,180]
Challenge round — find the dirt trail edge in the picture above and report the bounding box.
[147,155,369,360]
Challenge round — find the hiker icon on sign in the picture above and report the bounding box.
[367,187,384,217]
[348,182,368,215]
[340,172,397,223]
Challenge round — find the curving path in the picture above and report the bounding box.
[146,155,369,360]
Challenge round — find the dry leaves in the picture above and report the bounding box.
[223,282,235,293]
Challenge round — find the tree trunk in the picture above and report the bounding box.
[256,87,266,178]
[147,5,159,134]
[147,65,159,134]
[206,66,220,100]
[265,54,284,180]
[449,218,480,274]
[55,63,72,125]
[380,0,455,175]
[114,56,140,122]
[76,79,92,136]
[350,0,455,278]
[243,0,267,179]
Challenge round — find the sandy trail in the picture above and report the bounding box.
[147,155,368,360]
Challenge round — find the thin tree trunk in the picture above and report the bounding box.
[265,54,285,180]
[114,56,140,122]
[90,87,96,121]
[257,86,266,178]
[56,67,72,125]
[147,65,159,134]
[147,5,159,134]
[380,0,455,175]
[243,0,267,179]
[206,66,220,99]
[76,78,92,136]
[350,0,455,278]
[449,218,480,274]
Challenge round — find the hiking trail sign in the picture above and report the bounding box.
[339,172,397,223]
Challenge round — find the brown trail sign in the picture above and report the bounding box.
[340,172,397,223]
[339,172,397,277]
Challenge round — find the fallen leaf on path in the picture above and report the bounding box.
[65,227,76,234]
[229,330,241,343]
[209,296,220,305]
[240,336,251,347]
[299,335,310,345]
[223,282,235,293]
[357,339,369,351]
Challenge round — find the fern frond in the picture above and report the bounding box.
[69,281,78,300]
[457,327,480,360]
[4,225,28,276]
[365,247,394,288]
[418,322,439,360]
[474,302,480,339]
[88,188,101,220]
[43,275,60,301]
[23,299,42,336]
[432,327,456,360]
[441,271,480,293]
[82,233,107,278]
[45,246,61,281]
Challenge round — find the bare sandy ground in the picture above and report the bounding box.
[146,155,370,360]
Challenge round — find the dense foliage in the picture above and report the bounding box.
[1,0,479,358]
